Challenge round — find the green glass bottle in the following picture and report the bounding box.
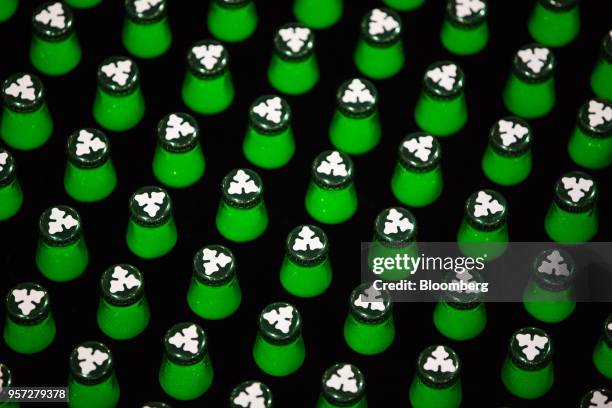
[159,322,213,400]
[216,168,268,242]
[187,245,242,320]
[293,0,342,29]
[440,0,488,55]
[482,117,533,186]
[409,345,462,408]
[123,0,172,59]
[433,271,487,341]
[3,282,55,354]
[30,2,81,76]
[68,341,120,408]
[317,363,367,408]
[501,327,553,399]
[230,381,273,408]
[253,302,305,376]
[268,23,319,95]
[208,0,258,43]
[93,56,145,131]
[329,78,381,155]
[97,264,150,340]
[243,94,295,169]
[36,205,89,282]
[0,363,19,408]
[280,224,332,297]
[391,132,443,207]
[568,98,612,169]
[368,207,418,281]
[354,8,403,80]
[593,314,612,379]
[64,128,117,202]
[0,0,17,22]
[580,389,612,408]
[523,248,576,324]
[64,0,103,9]
[182,39,234,115]
[305,150,357,224]
[544,171,598,243]
[0,149,23,221]
[457,189,508,261]
[1,73,53,151]
[503,44,555,119]
[153,112,205,188]
[528,0,580,48]
[344,283,394,355]
[415,61,467,136]
[126,186,178,258]
[591,31,612,100]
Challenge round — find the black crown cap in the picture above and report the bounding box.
[32,2,74,41]
[193,245,236,286]
[67,128,110,168]
[508,327,552,370]
[187,39,229,79]
[0,148,17,187]
[101,264,145,306]
[69,341,114,384]
[258,302,302,345]
[321,363,366,406]
[464,189,507,231]
[2,73,45,113]
[489,117,533,157]
[416,345,461,388]
[532,248,575,292]
[312,150,354,189]
[129,186,173,226]
[286,224,329,266]
[249,95,291,135]
[349,283,392,323]
[398,132,441,172]
[423,61,465,99]
[274,23,314,61]
[125,0,167,24]
[163,322,208,365]
[553,171,598,213]
[6,282,50,325]
[446,0,487,27]
[360,8,402,46]
[512,44,555,83]
[229,381,273,408]
[577,98,612,138]
[39,205,82,246]
[97,56,140,95]
[157,112,200,153]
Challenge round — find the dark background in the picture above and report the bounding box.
[0,0,610,406]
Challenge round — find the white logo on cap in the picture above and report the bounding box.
[134,191,166,217]
[537,250,569,277]
[101,59,133,86]
[423,346,456,373]
[326,365,359,394]
[0,152,8,172]
[201,248,232,276]
[262,305,294,334]
[455,0,485,17]
[368,8,399,36]
[354,285,385,311]
[587,100,612,128]
[451,271,481,294]
[253,96,283,124]
[75,130,105,156]
[228,170,258,195]
[12,288,45,316]
[48,207,78,235]
[165,114,195,141]
[134,0,161,13]
[109,266,140,293]
[278,27,311,53]
[233,382,266,408]
[517,47,550,74]
[192,43,224,70]
[292,226,324,252]
[0,365,5,392]
[427,64,458,91]
[384,208,414,235]
[516,332,548,361]
[561,176,593,203]
[77,346,109,375]
[498,119,529,147]
[342,79,374,105]
[473,191,503,218]
[403,135,434,162]
[169,324,200,354]
[5,74,36,101]
[589,390,612,408]
[35,2,65,29]
[317,151,347,177]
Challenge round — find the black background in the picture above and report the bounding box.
[0,0,611,407]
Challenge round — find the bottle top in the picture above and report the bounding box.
[0,363,12,392]
[603,314,612,347]
[157,112,200,153]
[508,327,552,370]
[553,171,598,213]
[464,189,507,231]
[360,8,402,46]
[221,168,264,209]
[441,270,486,308]
[532,248,575,292]
[602,30,612,63]
[230,381,273,408]
[311,150,354,189]
[188,39,229,79]
[577,98,612,138]
[97,56,140,95]
[215,0,251,8]
[142,403,172,408]
[67,129,110,168]
[2,73,45,113]
[321,363,366,406]
[416,345,461,388]
[249,95,291,135]
[489,117,533,156]
[0,148,16,187]
[6,282,50,325]
[258,302,302,345]
[125,0,167,23]
[274,23,314,60]
[101,264,145,306]
[538,0,578,11]
[580,389,612,408]
[193,245,236,286]
[39,205,82,246]
[129,186,173,226]
[336,78,378,118]
[513,44,555,83]
[349,283,392,323]
[446,0,487,27]
[398,132,441,172]
[286,224,329,266]
[374,207,417,244]
[69,341,114,384]
[32,2,74,41]
[163,322,208,364]
[423,61,465,99]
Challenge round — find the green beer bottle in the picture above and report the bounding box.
[268,23,319,95]
[230,381,273,408]
[329,78,381,155]
[440,0,488,56]
[68,341,120,408]
[409,345,462,408]
[159,322,213,400]
[187,245,242,320]
[216,168,268,242]
[208,0,258,43]
[0,363,19,408]
[153,112,205,188]
[93,56,145,131]
[523,248,576,323]
[593,314,612,379]
[253,302,305,376]
[317,363,367,408]
[280,224,332,298]
[36,205,89,282]
[182,39,234,114]
[433,270,487,341]
[354,8,404,80]
[0,149,23,221]
[457,189,508,261]
[528,0,580,48]
[501,327,553,399]
[482,117,533,186]
[97,264,150,340]
[126,186,178,258]
[3,282,56,354]
[544,171,598,242]
[305,150,357,224]
[123,0,172,59]
[503,44,555,119]
[382,0,423,11]
[591,31,612,100]
[243,95,295,169]
[344,283,394,355]
[568,98,612,169]
[293,0,342,29]
[64,0,103,9]
[30,2,81,76]
[369,207,418,281]
[391,132,443,207]
[64,128,117,202]
[580,389,612,408]
[0,0,17,22]
[1,73,53,151]
[414,61,467,136]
